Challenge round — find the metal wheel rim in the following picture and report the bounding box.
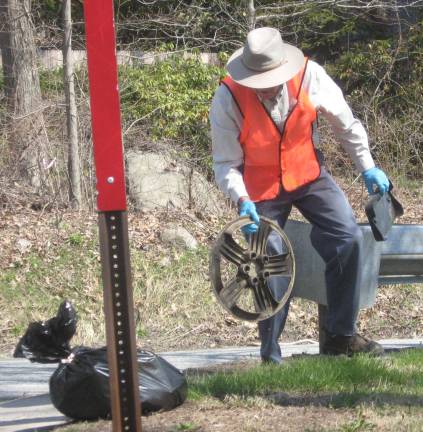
[210,216,296,321]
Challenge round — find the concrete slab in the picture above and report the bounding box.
[161,340,319,370]
[0,394,68,432]
[0,338,422,432]
[0,362,57,403]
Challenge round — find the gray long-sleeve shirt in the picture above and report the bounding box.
[209,59,375,203]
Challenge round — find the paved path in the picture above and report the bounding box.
[1,338,422,432]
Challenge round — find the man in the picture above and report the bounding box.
[210,27,389,364]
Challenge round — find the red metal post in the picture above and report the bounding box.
[83,1,142,430]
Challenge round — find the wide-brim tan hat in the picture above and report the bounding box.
[227,27,304,89]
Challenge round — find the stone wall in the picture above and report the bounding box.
[0,50,221,70]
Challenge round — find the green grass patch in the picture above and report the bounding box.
[188,350,423,408]
[0,233,104,346]
[0,236,217,349]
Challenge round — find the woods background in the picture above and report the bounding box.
[0,0,422,210]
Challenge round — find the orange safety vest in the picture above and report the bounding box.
[221,58,321,201]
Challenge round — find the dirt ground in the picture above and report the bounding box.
[59,404,362,432]
[139,403,362,432]
[137,403,423,432]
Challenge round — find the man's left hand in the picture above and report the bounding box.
[362,167,389,195]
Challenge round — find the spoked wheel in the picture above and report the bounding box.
[210,216,295,321]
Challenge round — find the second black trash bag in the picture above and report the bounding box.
[13,300,78,363]
[49,346,187,420]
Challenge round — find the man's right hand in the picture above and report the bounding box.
[238,198,260,235]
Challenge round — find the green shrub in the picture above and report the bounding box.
[118,54,226,173]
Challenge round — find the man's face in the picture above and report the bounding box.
[254,85,282,101]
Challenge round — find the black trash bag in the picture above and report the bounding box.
[49,346,187,420]
[13,300,78,363]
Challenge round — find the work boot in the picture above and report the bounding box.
[322,333,384,357]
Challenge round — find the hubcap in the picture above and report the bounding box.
[210,216,296,321]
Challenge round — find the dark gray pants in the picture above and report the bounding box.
[255,168,363,363]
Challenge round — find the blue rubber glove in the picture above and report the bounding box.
[239,199,260,235]
[362,167,390,195]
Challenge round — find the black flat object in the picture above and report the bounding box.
[365,181,404,242]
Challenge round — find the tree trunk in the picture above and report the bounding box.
[247,0,255,31]
[0,0,47,190]
[63,0,82,208]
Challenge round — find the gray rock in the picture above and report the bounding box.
[16,238,32,254]
[126,151,224,215]
[160,224,198,250]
